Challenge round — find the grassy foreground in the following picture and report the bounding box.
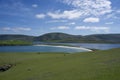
[0,48,120,80]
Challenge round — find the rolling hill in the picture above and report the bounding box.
[0,33,120,43]
[0,34,34,42]
[35,33,120,43]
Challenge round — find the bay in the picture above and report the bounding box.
[0,45,89,53]
[66,43,120,50]
[0,43,120,53]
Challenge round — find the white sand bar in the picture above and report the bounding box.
[33,44,92,51]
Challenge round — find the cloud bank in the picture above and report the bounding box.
[75,26,109,33]
[47,0,112,19]
[2,27,31,32]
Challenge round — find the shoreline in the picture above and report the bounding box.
[33,44,92,51]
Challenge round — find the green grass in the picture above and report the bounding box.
[0,48,120,80]
[0,40,32,46]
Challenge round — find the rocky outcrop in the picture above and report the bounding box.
[0,64,13,72]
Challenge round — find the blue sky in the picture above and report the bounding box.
[0,0,120,36]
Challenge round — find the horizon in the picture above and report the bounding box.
[0,32,120,37]
[0,0,120,36]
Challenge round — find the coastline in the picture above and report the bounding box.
[33,44,92,51]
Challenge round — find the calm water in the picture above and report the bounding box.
[66,43,120,50]
[0,43,120,53]
[0,45,88,53]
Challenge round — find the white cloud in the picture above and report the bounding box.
[35,14,46,19]
[105,10,120,19]
[58,26,70,29]
[51,26,70,30]
[75,26,89,30]
[75,26,109,33]
[2,27,11,31]
[51,0,112,19]
[14,27,31,31]
[32,4,38,8]
[83,17,100,23]
[2,27,31,32]
[46,20,67,23]
[62,0,112,15]
[105,22,114,24]
[47,10,83,19]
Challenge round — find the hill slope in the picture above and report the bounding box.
[0,34,34,42]
[35,32,81,42]
[36,33,120,43]
[0,33,120,43]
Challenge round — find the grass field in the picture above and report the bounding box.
[0,40,32,46]
[0,48,120,80]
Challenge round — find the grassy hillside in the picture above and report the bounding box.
[0,34,34,42]
[36,33,120,43]
[0,40,32,46]
[0,48,120,80]
[0,33,120,43]
[35,32,80,42]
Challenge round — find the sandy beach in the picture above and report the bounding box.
[33,44,92,51]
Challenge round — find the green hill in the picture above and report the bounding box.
[0,34,34,42]
[35,32,81,42]
[0,33,120,43]
[36,33,120,43]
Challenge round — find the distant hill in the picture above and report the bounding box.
[0,34,34,42]
[35,33,120,43]
[34,32,81,42]
[0,33,120,43]
[84,34,120,43]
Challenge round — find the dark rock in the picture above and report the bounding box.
[0,64,12,72]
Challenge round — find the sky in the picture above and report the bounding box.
[0,0,120,36]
